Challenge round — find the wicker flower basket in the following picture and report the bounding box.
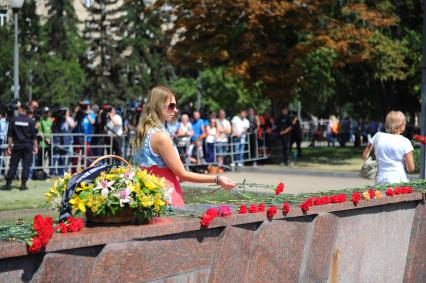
[84,155,138,224]
[86,207,136,224]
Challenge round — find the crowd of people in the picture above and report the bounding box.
[308,115,416,149]
[0,98,284,186]
[3,92,413,190]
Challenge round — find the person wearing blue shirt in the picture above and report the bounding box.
[191,111,205,142]
[80,101,96,143]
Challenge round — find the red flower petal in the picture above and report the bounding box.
[267,206,277,218]
[275,182,285,195]
[206,208,219,218]
[239,204,248,214]
[368,189,375,199]
[249,204,258,213]
[351,192,361,205]
[201,214,213,227]
[282,203,290,215]
[28,237,43,254]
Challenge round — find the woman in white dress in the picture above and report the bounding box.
[361,111,415,184]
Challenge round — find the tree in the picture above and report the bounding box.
[82,0,124,103]
[171,66,270,115]
[118,0,174,100]
[32,54,86,106]
[158,1,401,113]
[44,0,85,59]
[0,26,13,104]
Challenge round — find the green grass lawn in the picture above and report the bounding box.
[291,146,420,173]
[297,147,364,165]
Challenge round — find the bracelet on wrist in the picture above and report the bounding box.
[215,174,221,185]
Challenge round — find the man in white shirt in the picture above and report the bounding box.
[107,107,123,156]
[231,110,249,166]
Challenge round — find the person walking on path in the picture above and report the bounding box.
[361,111,415,185]
[290,113,302,162]
[132,86,235,207]
[2,104,38,190]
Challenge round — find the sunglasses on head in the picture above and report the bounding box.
[164,102,178,111]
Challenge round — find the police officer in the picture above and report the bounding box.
[2,104,38,190]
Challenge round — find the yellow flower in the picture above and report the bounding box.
[375,191,382,198]
[154,198,165,207]
[362,191,370,200]
[76,181,93,192]
[69,195,87,213]
[63,172,72,180]
[105,174,116,180]
[140,195,154,207]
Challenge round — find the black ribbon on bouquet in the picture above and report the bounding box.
[59,164,112,222]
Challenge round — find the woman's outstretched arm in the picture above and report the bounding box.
[151,131,235,190]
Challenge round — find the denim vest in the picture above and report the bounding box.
[133,127,174,168]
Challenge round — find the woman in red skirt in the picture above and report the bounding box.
[132,86,235,207]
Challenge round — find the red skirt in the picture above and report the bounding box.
[142,165,185,208]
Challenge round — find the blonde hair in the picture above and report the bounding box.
[384,111,406,134]
[132,86,176,149]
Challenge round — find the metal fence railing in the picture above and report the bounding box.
[0,131,269,180]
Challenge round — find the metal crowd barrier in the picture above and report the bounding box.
[0,131,269,180]
[176,132,269,171]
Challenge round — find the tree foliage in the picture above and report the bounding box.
[171,67,270,115]
[117,0,174,100]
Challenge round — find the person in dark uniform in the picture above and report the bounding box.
[276,106,292,166]
[2,104,38,190]
[290,113,303,160]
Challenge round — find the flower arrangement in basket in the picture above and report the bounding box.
[46,155,168,224]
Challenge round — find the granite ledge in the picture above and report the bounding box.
[0,193,424,260]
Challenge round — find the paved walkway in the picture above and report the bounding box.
[182,165,396,194]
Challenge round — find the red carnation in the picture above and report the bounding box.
[249,204,258,213]
[394,187,403,195]
[56,223,68,233]
[33,214,45,232]
[45,216,54,226]
[321,196,330,204]
[300,201,310,213]
[282,203,290,215]
[386,188,394,196]
[28,237,43,254]
[201,214,213,227]
[219,205,232,217]
[314,197,323,206]
[258,203,266,212]
[306,198,313,207]
[75,217,84,230]
[368,189,375,199]
[338,194,347,203]
[68,222,80,232]
[206,208,219,218]
[267,206,277,218]
[275,182,285,195]
[403,186,413,194]
[38,225,54,245]
[351,192,361,206]
[239,204,248,214]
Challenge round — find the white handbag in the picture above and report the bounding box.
[360,136,379,179]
